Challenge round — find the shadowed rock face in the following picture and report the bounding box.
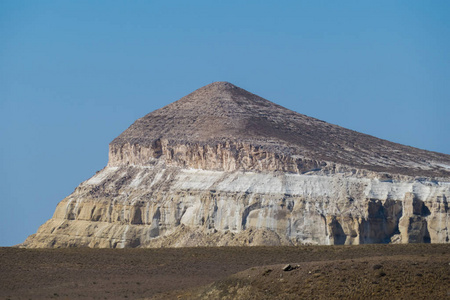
[23,82,450,248]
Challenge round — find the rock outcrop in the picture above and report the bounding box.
[23,82,450,248]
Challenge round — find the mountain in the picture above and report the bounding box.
[23,82,450,248]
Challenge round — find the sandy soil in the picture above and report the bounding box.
[0,244,449,299]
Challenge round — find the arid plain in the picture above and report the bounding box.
[1,244,449,299]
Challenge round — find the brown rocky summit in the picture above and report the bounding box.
[111,81,450,178]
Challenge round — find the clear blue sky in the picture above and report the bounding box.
[1,1,449,246]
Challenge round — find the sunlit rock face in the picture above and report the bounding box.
[23,82,450,248]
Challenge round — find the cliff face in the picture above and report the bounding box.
[107,141,327,173]
[23,82,450,248]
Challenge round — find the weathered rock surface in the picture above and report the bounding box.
[23,82,450,248]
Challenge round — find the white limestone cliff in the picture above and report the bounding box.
[24,159,449,248]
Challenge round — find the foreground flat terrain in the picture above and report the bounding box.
[0,244,449,299]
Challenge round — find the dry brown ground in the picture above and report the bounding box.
[0,244,449,299]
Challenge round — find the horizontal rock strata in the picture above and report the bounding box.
[24,163,450,248]
[23,82,450,248]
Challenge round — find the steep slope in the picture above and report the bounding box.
[110,82,450,177]
[23,82,450,248]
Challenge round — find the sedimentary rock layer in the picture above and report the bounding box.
[24,163,450,248]
[23,82,450,248]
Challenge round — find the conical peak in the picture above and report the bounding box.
[110,82,450,178]
[182,81,255,103]
[112,81,293,145]
[196,81,249,97]
[159,81,281,116]
[203,81,238,89]
[190,81,242,100]
[181,81,243,103]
